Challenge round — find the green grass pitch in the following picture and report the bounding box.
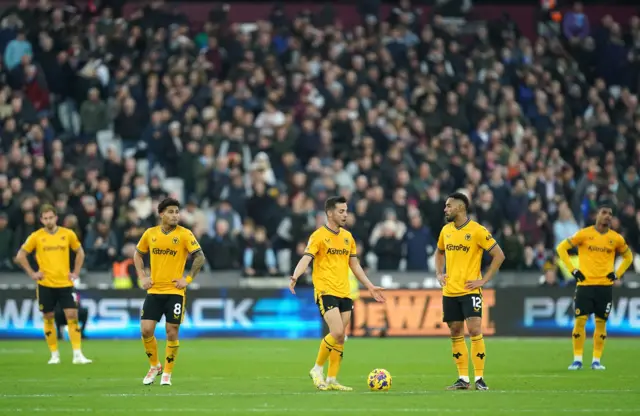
[1,337,639,415]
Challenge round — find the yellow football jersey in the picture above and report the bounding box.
[136,225,202,295]
[567,226,629,286]
[21,227,82,288]
[437,219,497,297]
[304,225,357,299]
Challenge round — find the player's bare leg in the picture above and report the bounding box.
[161,323,181,386]
[466,317,488,390]
[141,319,162,385]
[43,311,60,364]
[446,321,470,390]
[65,308,92,364]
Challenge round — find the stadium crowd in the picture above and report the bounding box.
[0,0,639,284]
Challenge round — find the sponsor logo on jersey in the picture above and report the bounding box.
[152,248,178,256]
[326,248,350,255]
[445,244,470,253]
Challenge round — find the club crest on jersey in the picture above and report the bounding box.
[172,237,179,245]
[465,234,471,241]
[344,238,349,246]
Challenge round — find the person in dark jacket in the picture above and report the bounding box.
[202,218,239,270]
[374,220,402,271]
[403,213,436,271]
[243,226,278,277]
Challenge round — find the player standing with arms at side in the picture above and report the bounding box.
[134,198,206,386]
[289,196,385,391]
[556,203,633,370]
[15,205,92,364]
[435,192,505,391]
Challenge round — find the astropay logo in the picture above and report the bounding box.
[523,296,640,328]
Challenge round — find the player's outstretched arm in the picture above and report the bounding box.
[133,250,152,290]
[15,248,42,281]
[465,244,505,290]
[289,254,313,295]
[349,256,385,303]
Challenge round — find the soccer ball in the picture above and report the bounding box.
[368,368,392,391]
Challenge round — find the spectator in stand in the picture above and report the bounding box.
[203,219,239,270]
[553,201,580,248]
[403,211,435,271]
[563,2,590,43]
[374,220,403,271]
[0,211,13,270]
[85,219,118,271]
[0,1,637,278]
[4,30,32,71]
[243,226,277,277]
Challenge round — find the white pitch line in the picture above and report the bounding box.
[9,373,637,384]
[8,409,640,414]
[1,389,636,399]
[0,349,34,354]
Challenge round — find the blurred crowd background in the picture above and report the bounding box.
[1,0,640,287]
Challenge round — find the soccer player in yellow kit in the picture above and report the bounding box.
[556,204,633,370]
[289,196,385,391]
[435,193,505,391]
[134,198,206,386]
[16,205,92,364]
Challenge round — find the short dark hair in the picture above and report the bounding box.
[598,201,615,214]
[39,204,57,217]
[325,196,348,213]
[447,192,469,211]
[158,197,180,214]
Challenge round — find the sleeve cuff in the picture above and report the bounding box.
[189,248,203,255]
[486,242,497,251]
[350,254,358,258]
[136,248,148,255]
[303,253,315,259]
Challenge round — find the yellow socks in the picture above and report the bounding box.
[451,336,469,381]
[572,315,587,361]
[316,334,336,367]
[471,335,486,379]
[327,342,344,379]
[143,336,160,367]
[67,319,82,351]
[593,317,607,362]
[43,318,58,353]
[164,340,180,374]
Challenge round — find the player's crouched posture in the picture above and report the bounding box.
[289,196,385,391]
[556,204,633,370]
[435,193,505,391]
[16,205,92,364]
[133,198,205,386]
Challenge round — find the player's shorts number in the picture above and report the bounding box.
[173,303,182,315]
[471,296,482,309]
[605,302,612,314]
